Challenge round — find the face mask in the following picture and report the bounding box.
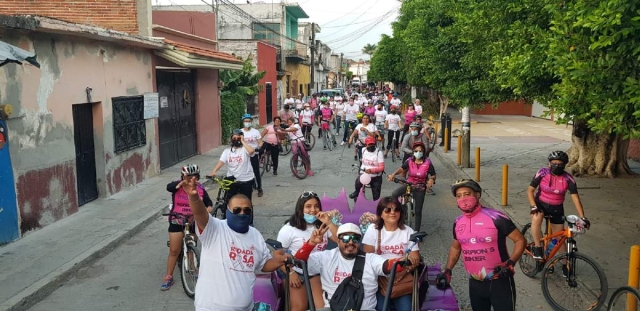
[413,151,423,159]
[550,163,565,175]
[226,209,251,233]
[457,196,479,215]
[305,107,310,111]
[377,107,382,110]
[411,130,418,136]
[231,139,242,147]
[391,111,396,114]
[303,213,317,224]
[243,122,252,128]
[366,146,376,152]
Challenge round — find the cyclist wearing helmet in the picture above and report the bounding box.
[241,114,264,197]
[386,141,436,231]
[436,179,525,311]
[318,99,335,149]
[316,97,330,138]
[341,98,360,146]
[211,129,256,203]
[161,164,213,291]
[400,122,431,165]
[349,136,385,201]
[349,114,380,162]
[527,151,590,260]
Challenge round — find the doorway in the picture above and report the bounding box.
[72,104,99,206]
[265,82,273,122]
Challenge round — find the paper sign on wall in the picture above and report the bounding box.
[143,92,159,119]
[160,96,169,108]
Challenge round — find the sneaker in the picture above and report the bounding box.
[341,141,346,146]
[258,189,264,197]
[324,146,327,150]
[348,192,358,199]
[426,189,436,195]
[354,155,358,161]
[532,247,544,260]
[562,264,569,277]
[160,275,174,291]
[273,170,278,176]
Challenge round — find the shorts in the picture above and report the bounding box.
[276,269,306,283]
[536,200,565,224]
[168,223,185,233]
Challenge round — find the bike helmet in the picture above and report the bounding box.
[242,113,253,121]
[412,141,426,151]
[320,97,328,103]
[365,136,376,146]
[451,179,482,197]
[181,164,200,176]
[548,151,569,163]
[409,122,422,129]
[232,129,244,136]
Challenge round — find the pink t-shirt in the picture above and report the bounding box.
[405,110,417,123]
[263,124,278,145]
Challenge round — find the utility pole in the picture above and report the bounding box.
[339,52,344,88]
[310,22,316,94]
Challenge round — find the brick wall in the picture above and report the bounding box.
[629,139,640,161]
[0,0,139,33]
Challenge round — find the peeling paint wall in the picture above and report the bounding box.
[0,29,158,234]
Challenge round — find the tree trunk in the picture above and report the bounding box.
[438,95,450,119]
[566,120,634,177]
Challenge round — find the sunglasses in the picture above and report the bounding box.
[339,234,361,244]
[301,191,318,199]
[231,207,252,215]
[383,206,402,214]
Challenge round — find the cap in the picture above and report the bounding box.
[337,223,362,236]
[365,136,376,146]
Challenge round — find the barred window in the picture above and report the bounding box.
[112,95,146,154]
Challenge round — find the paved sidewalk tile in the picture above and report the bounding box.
[0,148,225,311]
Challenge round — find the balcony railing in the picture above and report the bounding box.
[285,42,309,60]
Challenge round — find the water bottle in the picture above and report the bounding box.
[546,238,557,256]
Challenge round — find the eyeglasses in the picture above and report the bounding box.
[301,191,318,199]
[383,206,401,214]
[339,234,362,244]
[231,207,252,215]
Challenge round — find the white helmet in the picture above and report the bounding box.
[181,164,200,176]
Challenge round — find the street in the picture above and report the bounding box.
[29,133,551,311]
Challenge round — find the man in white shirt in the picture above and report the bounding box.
[341,99,360,145]
[240,114,264,197]
[181,177,291,311]
[349,136,384,201]
[390,95,402,110]
[211,129,256,203]
[374,101,388,150]
[294,223,413,311]
[284,93,295,110]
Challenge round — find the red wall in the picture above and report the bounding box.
[196,69,222,152]
[473,99,532,116]
[257,42,278,125]
[629,139,640,161]
[152,11,217,41]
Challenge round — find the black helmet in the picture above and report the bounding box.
[232,129,244,136]
[409,122,422,129]
[548,151,568,163]
[451,179,482,197]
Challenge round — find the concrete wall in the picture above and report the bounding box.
[284,63,310,97]
[218,40,259,68]
[257,42,278,125]
[0,0,140,33]
[195,69,222,151]
[0,30,158,234]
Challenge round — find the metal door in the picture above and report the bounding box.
[0,120,19,244]
[157,70,197,169]
[265,83,273,122]
[72,104,98,206]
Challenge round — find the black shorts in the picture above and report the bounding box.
[536,200,565,224]
[168,223,185,233]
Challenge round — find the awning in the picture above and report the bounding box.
[155,39,243,70]
[0,40,40,68]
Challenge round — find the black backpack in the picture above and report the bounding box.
[329,251,366,311]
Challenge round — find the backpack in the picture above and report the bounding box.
[329,251,366,311]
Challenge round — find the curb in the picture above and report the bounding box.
[0,205,168,311]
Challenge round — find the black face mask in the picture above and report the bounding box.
[231,140,242,147]
[390,111,396,114]
[366,145,376,152]
[550,163,565,175]
[377,108,382,110]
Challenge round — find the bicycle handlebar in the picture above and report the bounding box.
[392,177,426,190]
[205,175,236,188]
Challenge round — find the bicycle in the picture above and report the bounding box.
[301,123,316,150]
[425,121,437,151]
[375,123,386,151]
[321,119,336,151]
[520,215,608,311]
[163,212,200,298]
[387,129,401,162]
[259,147,273,176]
[205,175,235,220]
[279,136,292,156]
[391,177,425,230]
[290,137,311,179]
[607,286,640,311]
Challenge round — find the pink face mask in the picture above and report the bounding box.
[456,196,479,215]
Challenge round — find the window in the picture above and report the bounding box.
[253,23,280,46]
[112,95,146,154]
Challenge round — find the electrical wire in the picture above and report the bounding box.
[320,0,384,39]
[317,0,370,27]
[322,8,396,45]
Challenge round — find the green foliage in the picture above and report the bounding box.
[368,35,406,84]
[362,43,378,57]
[220,92,245,143]
[346,71,354,80]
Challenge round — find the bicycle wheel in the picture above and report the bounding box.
[607,286,640,311]
[259,154,267,177]
[290,154,308,179]
[541,252,608,311]
[404,201,413,230]
[391,139,397,162]
[327,132,334,151]
[265,155,272,172]
[428,128,437,150]
[279,139,292,156]
[519,223,542,277]
[304,133,316,151]
[212,204,226,220]
[180,243,200,298]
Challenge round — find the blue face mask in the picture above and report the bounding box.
[226,209,252,233]
[414,151,423,159]
[303,213,318,224]
[411,130,418,136]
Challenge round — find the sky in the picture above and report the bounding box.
[154,0,400,60]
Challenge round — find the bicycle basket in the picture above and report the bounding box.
[566,215,586,236]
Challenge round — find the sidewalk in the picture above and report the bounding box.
[0,147,226,311]
[431,108,640,291]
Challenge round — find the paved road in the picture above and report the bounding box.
[29,132,551,311]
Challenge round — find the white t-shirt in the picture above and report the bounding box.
[307,249,387,310]
[355,123,377,144]
[414,104,423,115]
[220,147,255,182]
[195,216,272,311]
[287,124,305,142]
[300,109,314,124]
[335,102,345,117]
[295,99,303,110]
[362,226,419,260]
[344,104,360,121]
[390,98,401,107]
[360,149,384,177]
[242,128,261,157]
[277,224,331,273]
[285,97,295,107]
[385,114,402,131]
[374,109,388,124]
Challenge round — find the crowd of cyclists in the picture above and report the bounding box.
[159,86,592,311]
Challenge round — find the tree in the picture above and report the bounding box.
[346,71,354,81]
[368,34,406,84]
[361,43,378,58]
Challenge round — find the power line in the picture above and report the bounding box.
[322,9,396,45]
[320,0,383,39]
[321,15,389,29]
[317,0,369,27]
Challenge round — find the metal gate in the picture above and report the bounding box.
[157,70,197,169]
[72,104,98,206]
[265,82,273,122]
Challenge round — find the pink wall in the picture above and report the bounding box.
[256,42,277,125]
[152,11,216,41]
[195,69,222,152]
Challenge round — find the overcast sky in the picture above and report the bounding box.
[154,0,399,60]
